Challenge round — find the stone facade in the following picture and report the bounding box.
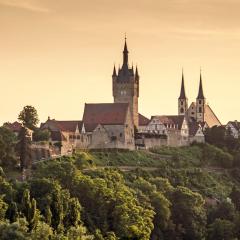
[83,103,135,150]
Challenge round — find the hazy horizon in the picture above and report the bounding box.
[1,0,240,125]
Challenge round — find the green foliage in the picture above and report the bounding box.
[170,186,207,240]
[0,197,8,221]
[32,129,50,142]
[18,105,39,130]
[16,127,32,170]
[0,126,17,167]
[207,218,236,240]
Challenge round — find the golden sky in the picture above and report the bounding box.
[1,0,240,125]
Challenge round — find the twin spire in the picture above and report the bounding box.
[179,70,205,100]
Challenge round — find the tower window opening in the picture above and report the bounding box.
[199,107,202,113]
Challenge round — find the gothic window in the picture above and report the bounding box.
[199,107,202,113]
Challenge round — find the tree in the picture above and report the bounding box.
[170,186,207,240]
[16,127,32,170]
[0,197,8,221]
[32,129,50,142]
[18,105,39,130]
[0,219,29,240]
[0,126,17,167]
[21,189,39,231]
[207,218,236,240]
[230,186,240,211]
[64,197,81,229]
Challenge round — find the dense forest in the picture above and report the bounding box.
[1,110,240,239]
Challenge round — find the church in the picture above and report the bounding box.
[41,38,221,151]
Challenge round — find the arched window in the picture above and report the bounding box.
[199,107,202,113]
[199,100,202,104]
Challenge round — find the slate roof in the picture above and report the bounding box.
[179,72,187,99]
[139,113,150,126]
[83,103,129,132]
[188,122,202,136]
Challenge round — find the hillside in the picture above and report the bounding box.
[1,144,240,239]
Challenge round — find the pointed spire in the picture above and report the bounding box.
[179,69,187,99]
[112,64,117,77]
[135,65,139,81]
[123,34,129,66]
[197,69,205,99]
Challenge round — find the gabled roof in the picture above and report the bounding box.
[188,122,202,136]
[83,103,129,132]
[41,120,83,133]
[151,115,185,130]
[139,113,150,126]
[204,105,221,127]
[4,121,22,132]
[55,121,83,132]
[50,131,67,141]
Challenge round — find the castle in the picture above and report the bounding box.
[41,38,221,153]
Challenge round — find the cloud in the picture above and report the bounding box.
[0,0,50,13]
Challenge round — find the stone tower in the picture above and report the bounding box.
[178,70,188,115]
[196,71,206,122]
[112,38,139,128]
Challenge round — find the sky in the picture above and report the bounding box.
[1,0,240,125]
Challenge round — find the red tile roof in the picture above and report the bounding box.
[83,103,129,132]
[5,121,22,132]
[55,121,83,132]
[41,120,83,133]
[152,115,185,130]
[139,113,150,126]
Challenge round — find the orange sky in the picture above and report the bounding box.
[1,0,240,125]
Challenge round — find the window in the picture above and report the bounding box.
[180,108,184,113]
[199,107,202,113]
[120,133,123,137]
[199,100,202,104]
[181,101,183,106]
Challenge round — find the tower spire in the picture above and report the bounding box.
[197,69,205,99]
[112,64,117,77]
[123,34,129,66]
[179,69,187,99]
[135,65,139,82]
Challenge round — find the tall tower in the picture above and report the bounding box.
[178,70,188,115]
[112,38,139,128]
[196,71,206,122]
